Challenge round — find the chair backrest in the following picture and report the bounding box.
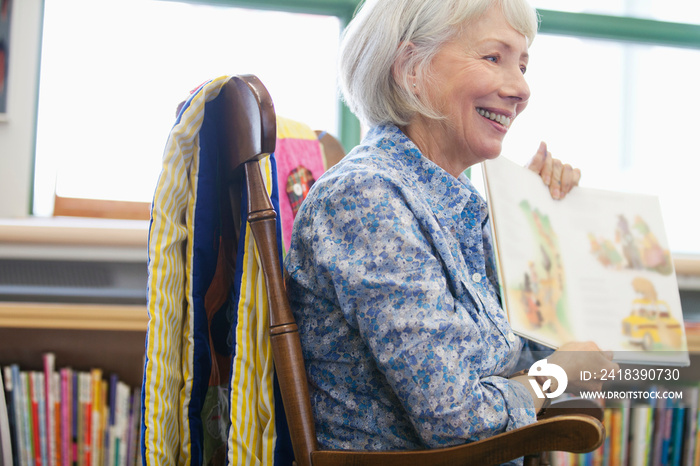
[220,75,318,466]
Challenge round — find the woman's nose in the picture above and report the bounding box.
[501,67,530,103]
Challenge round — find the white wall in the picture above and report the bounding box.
[0,0,43,218]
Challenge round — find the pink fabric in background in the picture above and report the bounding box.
[274,135,325,251]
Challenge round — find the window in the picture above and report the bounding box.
[482,20,700,254]
[33,0,341,215]
[29,0,700,255]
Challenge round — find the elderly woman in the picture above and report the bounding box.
[284,0,617,455]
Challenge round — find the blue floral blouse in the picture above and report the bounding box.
[284,124,537,452]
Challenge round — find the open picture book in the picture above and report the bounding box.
[482,156,689,366]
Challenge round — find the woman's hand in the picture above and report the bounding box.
[547,341,619,393]
[510,341,617,412]
[525,141,581,200]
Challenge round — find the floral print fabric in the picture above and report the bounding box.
[284,124,537,452]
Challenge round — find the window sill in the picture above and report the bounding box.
[1,215,698,270]
[0,216,148,262]
[0,216,149,247]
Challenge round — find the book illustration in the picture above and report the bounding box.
[621,277,683,351]
[509,200,574,342]
[483,156,688,365]
[588,214,673,275]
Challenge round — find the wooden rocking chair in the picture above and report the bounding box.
[221,74,604,466]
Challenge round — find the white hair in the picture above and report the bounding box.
[338,0,539,127]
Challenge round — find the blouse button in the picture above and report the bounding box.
[471,273,482,283]
[507,332,516,342]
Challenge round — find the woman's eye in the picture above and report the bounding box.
[485,55,498,63]
[520,65,527,74]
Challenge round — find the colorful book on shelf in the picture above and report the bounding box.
[52,372,61,466]
[43,353,57,466]
[680,385,699,466]
[607,399,631,466]
[60,367,72,466]
[99,379,108,466]
[10,365,29,466]
[608,407,620,466]
[652,396,672,465]
[10,364,27,464]
[628,403,652,466]
[77,371,88,466]
[670,401,687,465]
[126,387,140,466]
[114,381,131,466]
[36,372,49,466]
[89,369,102,466]
[106,373,119,466]
[694,404,700,466]
[660,401,675,463]
[25,371,40,466]
[601,408,611,466]
[483,156,689,366]
[72,371,79,466]
[0,367,14,466]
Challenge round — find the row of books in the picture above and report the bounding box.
[0,353,142,466]
[550,385,700,466]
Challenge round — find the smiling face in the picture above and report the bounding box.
[404,5,531,176]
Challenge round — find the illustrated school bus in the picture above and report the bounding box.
[622,298,682,351]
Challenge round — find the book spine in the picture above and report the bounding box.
[652,395,668,465]
[609,407,621,466]
[82,372,93,466]
[89,369,102,466]
[601,407,611,466]
[644,404,654,465]
[59,368,72,466]
[661,401,674,463]
[694,405,700,466]
[681,387,699,466]
[0,367,14,466]
[619,400,631,466]
[125,388,140,466]
[53,373,62,466]
[76,373,85,466]
[36,373,49,466]
[671,403,687,465]
[99,381,108,466]
[629,404,651,466]
[11,366,27,466]
[26,372,40,466]
[133,387,142,466]
[115,382,130,466]
[71,372,78,466]
[43,353,57,466]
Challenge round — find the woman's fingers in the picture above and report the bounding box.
[559,164,581,197]
[526,141,581,200]
[550,158,563,199]
[526,141,551,184]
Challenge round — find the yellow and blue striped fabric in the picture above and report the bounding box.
[142,75,293,466]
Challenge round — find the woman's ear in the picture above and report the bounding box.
[392,41,418,93]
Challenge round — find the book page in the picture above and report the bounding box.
[483,156,688,365]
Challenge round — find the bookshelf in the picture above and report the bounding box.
[0,219,149,388]
[0,219,699,466]
[0,303,147,388]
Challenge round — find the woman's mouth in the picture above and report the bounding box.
[477,108,512,128]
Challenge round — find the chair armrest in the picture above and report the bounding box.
[310,414,604,466]
[539,397,604,422]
